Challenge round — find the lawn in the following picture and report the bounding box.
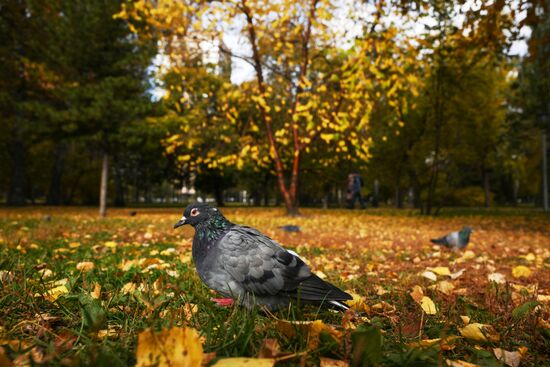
[0,207,549,366]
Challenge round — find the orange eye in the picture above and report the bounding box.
[190,208,199,217]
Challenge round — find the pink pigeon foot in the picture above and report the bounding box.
[211,298,234,307]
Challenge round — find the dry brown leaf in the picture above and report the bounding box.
[446,359,480,367]
[319,357,349,367]
[493,348,522,367]
[211,358,274,367]
[258,339,282,359]
[135,327,202,367]
[410,285,424,303]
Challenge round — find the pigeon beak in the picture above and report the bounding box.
[173,216,187,229]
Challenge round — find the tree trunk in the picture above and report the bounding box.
[99,153,108,217]
[214,185,225,207]
[372,179,379,208]
[113,156,126,207]
[7,127,27,206]
[482,167,491,208]
[46,142,67,205]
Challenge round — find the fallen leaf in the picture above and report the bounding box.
[407,336,458,350]
[0,347,13,367]
[315,270,328,279]
[76,261,94,272]
[421,271,437,281]
[493,348,521,367]
[136,327,202,367]
[319,357,349,367]
[512,266,532,278]
[91,283,101,299]
[449,268,465,280]
[346,292,369,313]
[410,285,424,303]
[68,242,80,248]
[437,280,455,295]
[211,358,274,367]
[460,315,470,325]
[420,296,437,315]
[36,285,69,302]
[121,282,136,295]
[277,319,341,349]
[459,323,487,342]
[446,359,480,367]
[258,339,281,359]
[428,267,451,276]
[488,272,506,284]
[104,241,117,248]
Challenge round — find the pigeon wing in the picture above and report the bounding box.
[218,226,311,296]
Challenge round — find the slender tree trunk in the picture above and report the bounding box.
[482,166,491,208]
[99,153,108,217]
[113,155,125,207]
[372,179,379,207]
[7,127,27,206]
[542,129,548,212]
[46,142,67,205]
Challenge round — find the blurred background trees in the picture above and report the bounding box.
[1,0,548,214]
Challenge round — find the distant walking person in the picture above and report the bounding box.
[347,172,366,209]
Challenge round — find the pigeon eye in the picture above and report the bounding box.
[190,208,200,217]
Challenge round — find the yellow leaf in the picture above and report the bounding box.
[211,358,275,367]
[38,285,69,301]
[428,267,451,276]
[136,327,203,367]
[459,323,487,342]
[460,315,470,325]
[104,241,117,248]
[68,242,81,248]
[512,266,532,278]
[91,283,101,300]
[420,296,437,315]
[437,281,455,295]
[276,319,341,349]
[76,261,94,272]
[346,292,369,313]
[121,282,137,295]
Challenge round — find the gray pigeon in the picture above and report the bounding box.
[278,225,301,232]
[430,227,472,250]
[174,203,352,311]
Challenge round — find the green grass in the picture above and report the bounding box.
[0,207,549,366]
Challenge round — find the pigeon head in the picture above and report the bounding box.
[174,202,225,228]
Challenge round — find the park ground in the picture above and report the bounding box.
[0,207,549,366]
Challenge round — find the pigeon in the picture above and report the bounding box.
[173,203,352,311]
[430,227,473,250]
[278,225,301,233]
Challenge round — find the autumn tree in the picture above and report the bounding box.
[117,0,419,213]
